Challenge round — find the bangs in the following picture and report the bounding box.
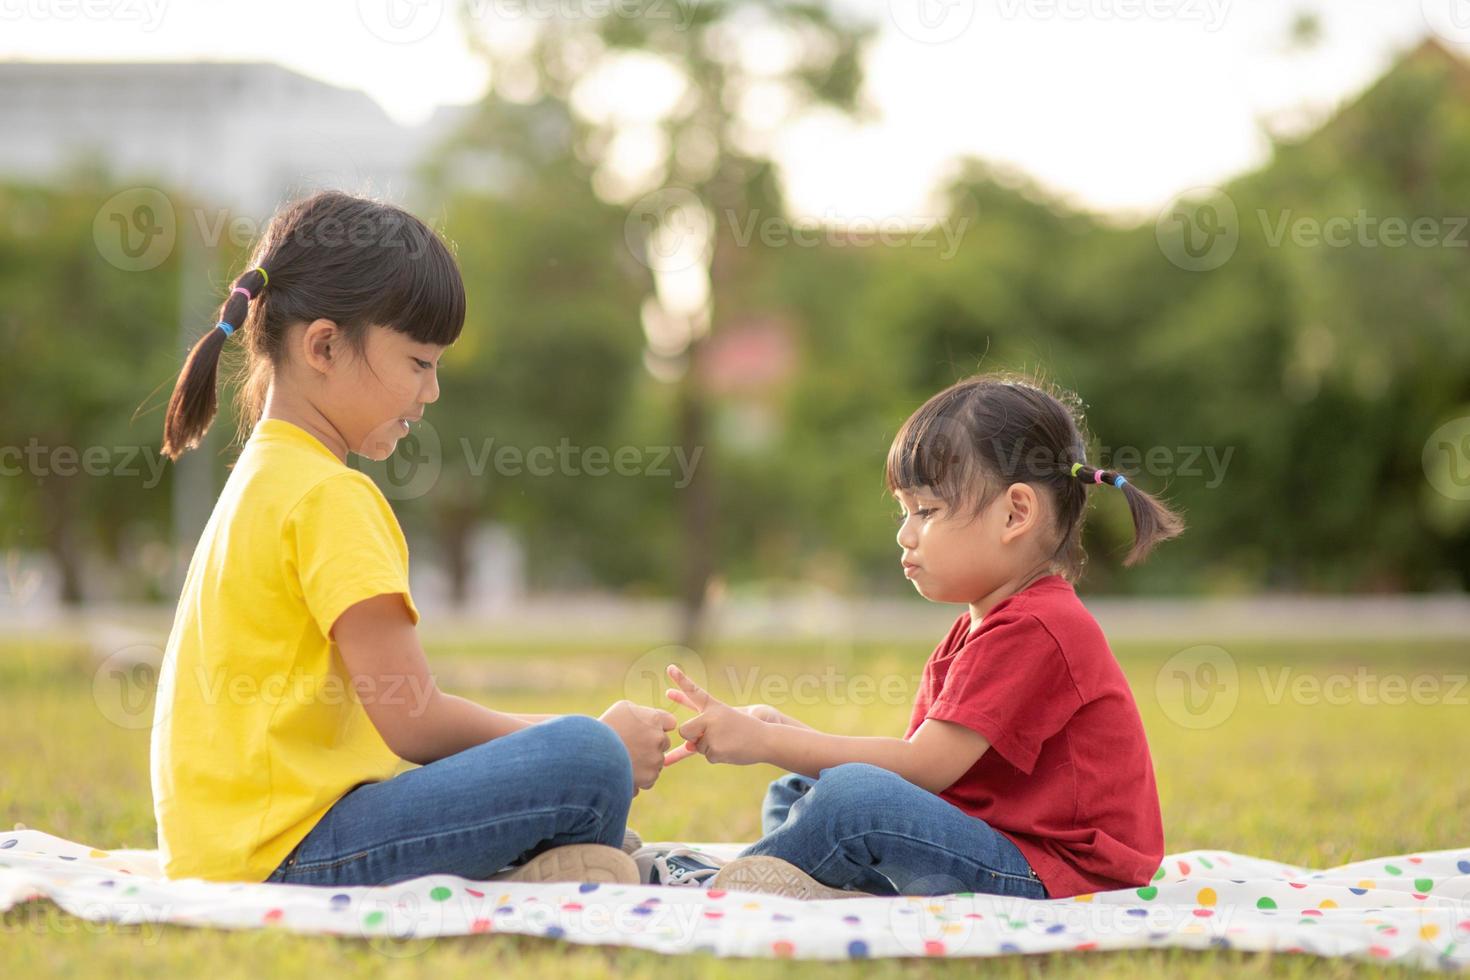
[371,210,466,347]
[884,387,991,513]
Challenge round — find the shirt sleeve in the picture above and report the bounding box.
[287,471,420,639]
[925,610,1083,775]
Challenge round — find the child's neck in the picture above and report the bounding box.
[260,387,350,464]
[968,563,1055,632]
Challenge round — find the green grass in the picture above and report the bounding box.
[2,632,1465,977]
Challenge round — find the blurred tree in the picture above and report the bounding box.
[5,31,1468,611]
[410,95,651,602]
[456,0,874,644]
[0,172,182,603]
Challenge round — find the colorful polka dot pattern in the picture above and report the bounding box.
[0,831,1466,970]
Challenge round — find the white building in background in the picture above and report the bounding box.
[0,60,472,215]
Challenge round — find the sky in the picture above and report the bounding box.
[1,0,1462,221]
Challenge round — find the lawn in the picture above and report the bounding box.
[1,630,1464,977]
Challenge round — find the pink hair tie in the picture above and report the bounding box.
[1093,469,1105,484]
[231,286,253,301]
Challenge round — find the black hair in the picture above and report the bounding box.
[162,190,465,460]
[885,372,1185,576]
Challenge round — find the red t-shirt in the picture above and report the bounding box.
[905,575,1164,899]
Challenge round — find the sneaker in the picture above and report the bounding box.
[490,844,639,885]
[710,856,866,900]
[631,845,726,887]
[621,827,644,854]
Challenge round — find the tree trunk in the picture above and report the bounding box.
[676,349,714,648]
[38,473,84,604]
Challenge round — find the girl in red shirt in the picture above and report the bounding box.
[661,373,1184,900]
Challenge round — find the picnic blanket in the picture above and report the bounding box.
[1,830,1467,970]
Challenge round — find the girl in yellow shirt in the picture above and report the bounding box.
[152,190,675,886]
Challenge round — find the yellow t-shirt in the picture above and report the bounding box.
[150,418,418,882]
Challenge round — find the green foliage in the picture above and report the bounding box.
[4,40,1470,601]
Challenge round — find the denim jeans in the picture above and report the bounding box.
[264,714,634,886]
[739,763,1048,899]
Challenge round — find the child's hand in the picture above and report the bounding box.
[663,664,772,766]
[663,668,782,725]
[598,699,678,793]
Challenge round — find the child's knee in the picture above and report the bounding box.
[808,763,893,809]
[538,715,634,796]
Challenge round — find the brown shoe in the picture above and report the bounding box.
[490,844,639,884]
[710,856,867,900]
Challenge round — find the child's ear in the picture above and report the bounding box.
[301,318,339,374]
[1000,482,1041,539]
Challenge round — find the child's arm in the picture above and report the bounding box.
[744,704,815,730]
[335,595,678,789]
[334,594,535,764]
[663,665,988,794]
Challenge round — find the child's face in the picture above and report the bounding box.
[325,325,446,462]
[893,483,1047,606]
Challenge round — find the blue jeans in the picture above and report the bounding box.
[264,715,634,886]
[739,763,1048,899]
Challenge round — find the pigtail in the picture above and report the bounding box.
[1116,480,1185,565]
[1065,462,1185,567]
[161,267,268,460]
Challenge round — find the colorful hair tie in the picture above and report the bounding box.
[231,286,253,302]
[253,266,269,287]
[1093,469,1106,484]
[216,321,235,337]
[1069,462,1083,478]
[1113,474,1128,488]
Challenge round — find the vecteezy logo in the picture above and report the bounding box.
[357,0,443,44]
[1155,645,1238,730]
[93,644,165,731]
[1422,0,1470,45]
[93,188,176,272]
[623,186,713,274]
[886,883,983,954]
[890,0,976,43]
[1423,416,1470,501]
[357,418,443,501]
[623,645,708,707]
[359,888,442,958]
[1155,187,1239,272]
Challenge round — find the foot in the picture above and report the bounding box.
[490,844,639,884]
[631,845,725,887]
[710,856,867,900]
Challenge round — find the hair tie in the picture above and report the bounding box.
[1093,469,1105,484]
[1069,462,1083,478]
[231,286,253,302]
[1113,474,1128,489]
[216,321,235,337]
[252,266,269,287]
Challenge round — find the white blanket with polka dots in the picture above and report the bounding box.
[0,830,1466,970]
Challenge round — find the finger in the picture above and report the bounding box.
[631,703,679,731]
[664,742,698,766]
[677,716,707,743]
[666,664,712,709]
[666,688,702,713]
